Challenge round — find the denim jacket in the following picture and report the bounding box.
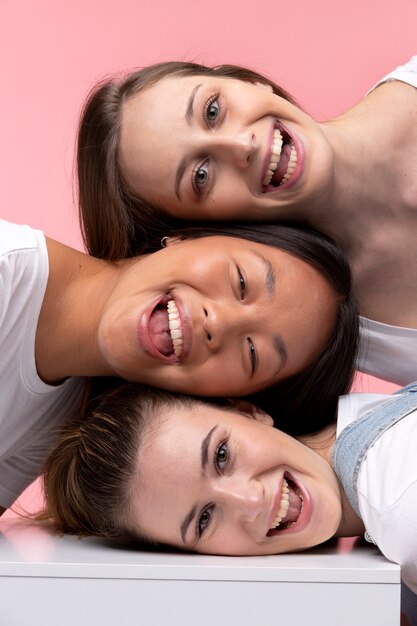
[332,382,417,517]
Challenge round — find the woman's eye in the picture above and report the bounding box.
[205,96,220,127]
[238,268,246,300]
[198,506,213,536]
[248,338,258,374]
[192,160,209,194]
[215,441,229,471]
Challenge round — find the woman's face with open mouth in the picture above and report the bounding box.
[119,73,333,221]
[97,235,336,396]
[131,401,342,555]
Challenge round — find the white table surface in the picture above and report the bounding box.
[0,518,401,626]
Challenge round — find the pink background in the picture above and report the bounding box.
[2,0,417,251]
[1,0,415,512]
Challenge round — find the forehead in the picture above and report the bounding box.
[125,72,229,110]
[139,402,237,480]
[120,72,253,154]
[136,403,226,499]
[159,235,306,283]
[132,403,227,541]
[119,74,202,200]
[164,234,315,280]
[160,234,278,259]
[145,402,227,450]
[122,74,207,129]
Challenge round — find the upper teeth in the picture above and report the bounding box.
[263,128,297,188]
[167,300,183,357]
[270,478,290,530]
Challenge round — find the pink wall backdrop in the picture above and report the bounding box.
[1,0,415,513]
[2,0,417,251]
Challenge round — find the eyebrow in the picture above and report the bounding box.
[180,424,218,543]
[186,83,202,123]
[175,83,202,201]
[256,252,276,297]
[255,252,288,372]
[273,335,288,373]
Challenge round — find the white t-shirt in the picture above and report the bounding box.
[337,392,417,594]
[358,317,417,385]
[0,219,84,508]
[358,55,417,385]
[368,55,417,92]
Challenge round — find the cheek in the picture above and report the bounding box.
[185,361,245,396]
[313,478,342,536]
[180,261,228,296]
[204,195,245,220]
[201,525,260,557]
[212,174,252,205]
[97,308,127,364]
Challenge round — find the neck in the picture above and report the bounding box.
[300,424,365,538]
[35,238,125,383]
[302,81,417,260]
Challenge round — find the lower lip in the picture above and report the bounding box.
[268,473,311,536]
[137,295,180,363]
[263,122,304,194]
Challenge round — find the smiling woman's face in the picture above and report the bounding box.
[97,235,336,396]
[130,401,342,555]
[119,74,333,221]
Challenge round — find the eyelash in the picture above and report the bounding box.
[191,94,221,198]
[237,267,258,374]
[204,93,221,128]
[248,338,258,374]
[197,438,230,538]
[237,267,246,300]
[192,160,209,197]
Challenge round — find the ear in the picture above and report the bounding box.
[253,81,274,94]
[228,398,274,426]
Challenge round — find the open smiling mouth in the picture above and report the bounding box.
[148,298,184,359]
[267,474,304,535]
[262,126,298,190]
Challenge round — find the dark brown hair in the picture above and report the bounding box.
[166,222,359,434]
[82,220,358,433]
[77,61,296,259]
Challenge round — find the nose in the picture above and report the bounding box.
[203,300,246,351]
[212,476,264,523]
[208,129,257,168]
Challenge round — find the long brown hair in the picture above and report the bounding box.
[40,383,196,544]
[77,61,297,259]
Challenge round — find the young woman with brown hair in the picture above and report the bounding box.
[40,379,417,594]
[76,56,417,387]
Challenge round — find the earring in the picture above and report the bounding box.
[161,236,169,248]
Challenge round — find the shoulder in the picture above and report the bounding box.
[0,219,47,287]
[367,480,417,595]
[357,414,417,592]
[358,408,417,532]
[0,376,85,509]
[0,220,48,324]
[368,55,417,93]
[0,219,45,257]
[358,317,417,385]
